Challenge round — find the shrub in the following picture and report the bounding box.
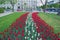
[0,8,4,13]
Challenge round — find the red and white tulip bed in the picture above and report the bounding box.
[32,12,60,40]
[0,12,60,40]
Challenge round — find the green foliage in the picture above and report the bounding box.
[0,0,17,4]
[40,3,59,8]
[0,8,5,13]
[10,0,17,4]
[48,3,59,8]
[40,5,46,9]
[0,0,5,4]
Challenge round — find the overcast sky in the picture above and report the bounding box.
[37,0,59,6]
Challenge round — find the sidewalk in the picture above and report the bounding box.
[0,12,13,17]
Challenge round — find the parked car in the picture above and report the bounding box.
[45,8,57,12]
[45,8,58,14]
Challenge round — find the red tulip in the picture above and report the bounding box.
[16,38,19,40]
[18,31,20,34]
[22,30,24,33]
[8,37,11,40]
[58,38,60,40]
[19,24,23,28]
[22,33,24,37]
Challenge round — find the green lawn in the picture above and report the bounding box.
[38,12,60,34]
[0,12,24,32]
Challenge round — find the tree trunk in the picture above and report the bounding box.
[10,0,14,12]
[44,0,47,13]
[40,0,48,13]
[12,4,14,12]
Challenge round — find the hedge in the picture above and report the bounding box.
[0,7,4,13]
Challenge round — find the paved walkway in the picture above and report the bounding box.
[0,12,13,17]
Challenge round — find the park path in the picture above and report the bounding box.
[0,11,13,17]
[0,12,59,40]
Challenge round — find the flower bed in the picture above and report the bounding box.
[0,12,28,40]
[32,12,59,40]
[0,12,60,40]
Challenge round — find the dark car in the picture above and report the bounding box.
[45,8,57,12]
[57,8,60,15]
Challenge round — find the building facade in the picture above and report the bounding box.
[15,0,37,11]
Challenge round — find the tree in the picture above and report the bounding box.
[40,0,44,5]
[0,0,17,12]
[10,0,17,12]
[10,0,14,12]
[0,0,5,4]
[40,0,48,12]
